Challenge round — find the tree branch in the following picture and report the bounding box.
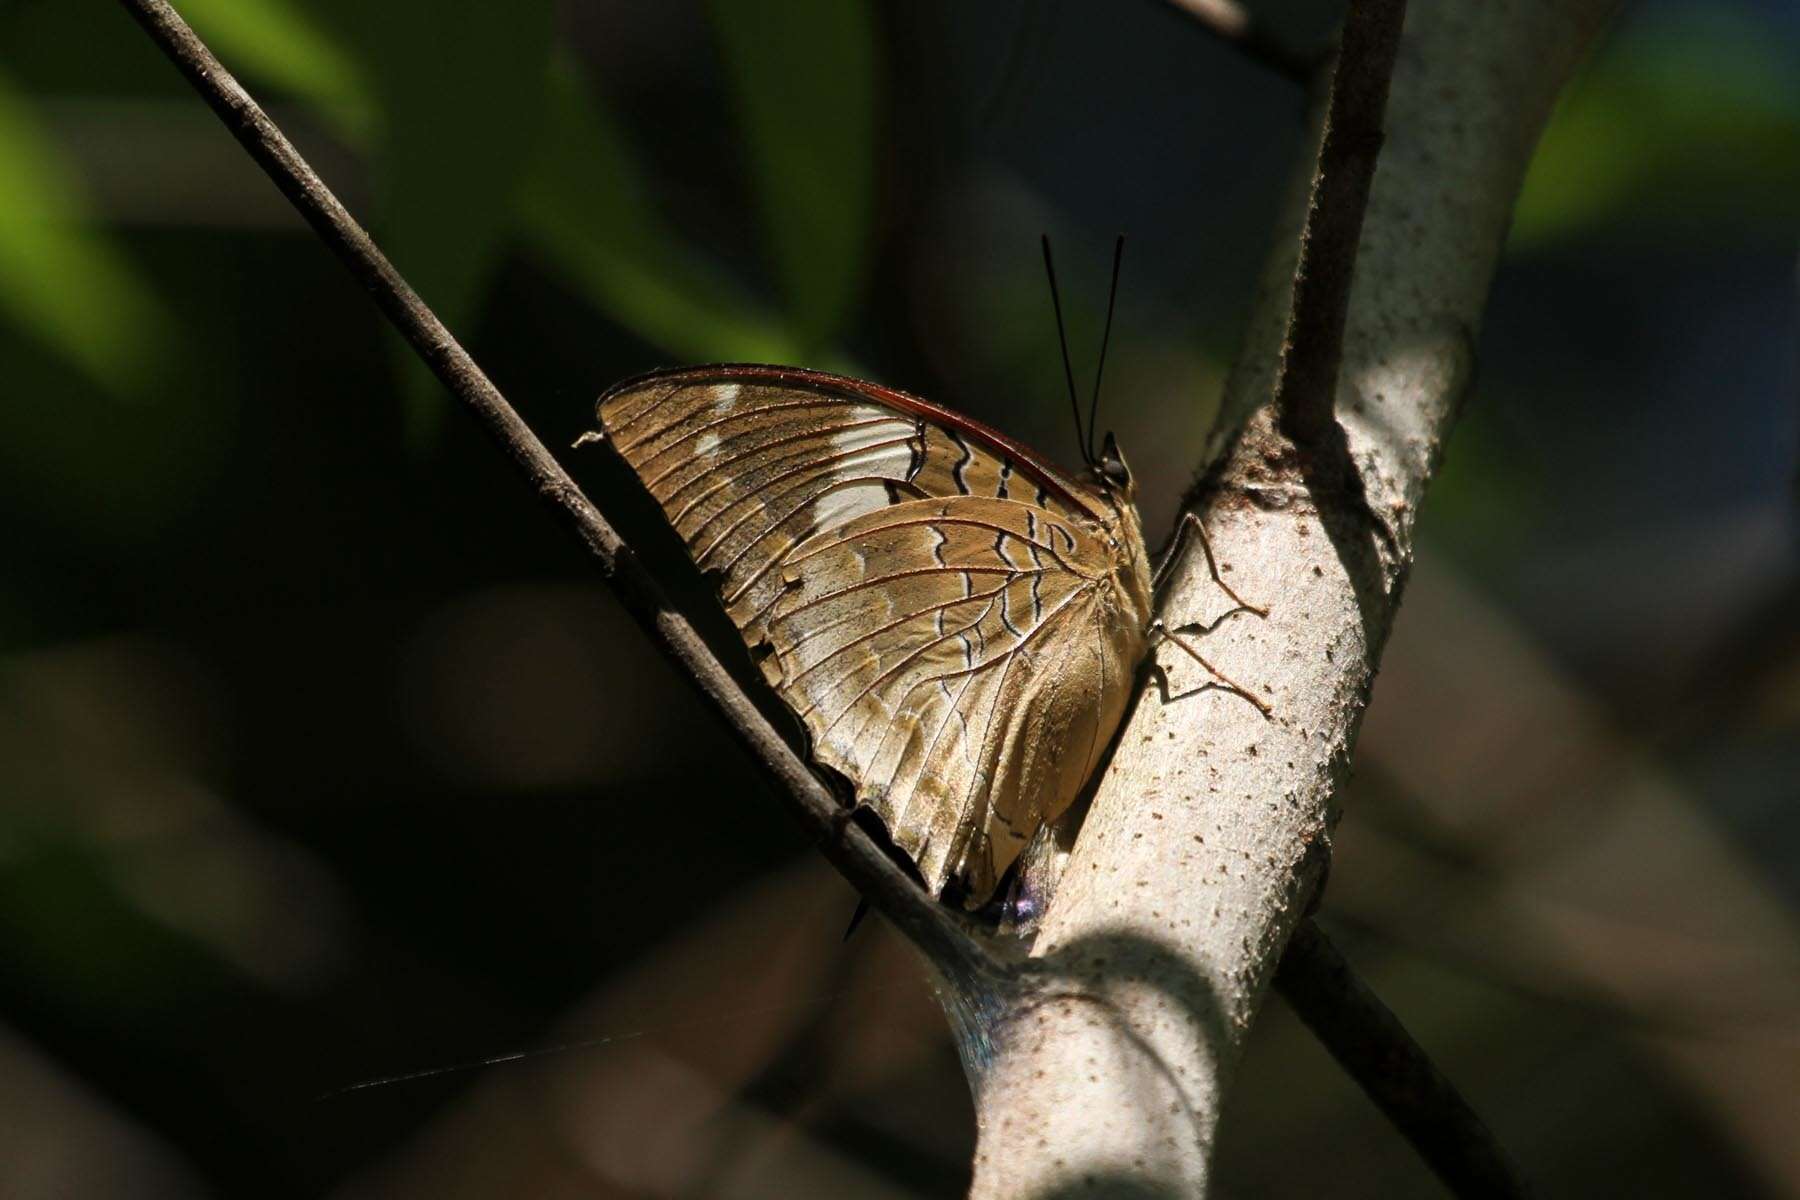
[1276,919,1534,1199]
[1162,0,1324,85]
[967,0,1620,1194]
[1273,0,1408,447]
[114,0,991,986]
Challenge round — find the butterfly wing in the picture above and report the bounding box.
[597,366,1147,903]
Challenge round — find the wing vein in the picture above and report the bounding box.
[776,564,1045,622]
[782,579,1014,689]
[810,595,1000,732]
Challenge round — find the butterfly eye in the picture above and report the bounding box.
[1098,432,1132,491]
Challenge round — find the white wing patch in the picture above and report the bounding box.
[811,479,894,529]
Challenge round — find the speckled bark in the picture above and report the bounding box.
[966,2,1618,1195]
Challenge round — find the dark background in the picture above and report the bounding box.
[2,0,1797,1195]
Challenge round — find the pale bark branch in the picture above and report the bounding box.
[115,0,990,984]
[969,0,1620,1195]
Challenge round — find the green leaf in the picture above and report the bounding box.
[0,70,229,547]
[361,0,556,440]
[177,0,376,140]
[707,0,876,347]
[1512,8,1800,249]
[0,69,174,396]
[517,59,804,364]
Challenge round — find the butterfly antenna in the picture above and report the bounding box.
[1041,234,1088,466]
[1088,234,1125,464]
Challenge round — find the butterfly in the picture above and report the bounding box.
[587,239,1262,909]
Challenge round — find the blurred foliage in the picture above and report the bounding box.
[707,0,877,348]
[360,0,556,438]
[152,0,869,433]
[180,0,376,137]
[517,57,805,365]
[0,58,229,552]
[0,67,173,395]
[1512,5,1800,247]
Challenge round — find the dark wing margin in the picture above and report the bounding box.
[600,365,1100,511]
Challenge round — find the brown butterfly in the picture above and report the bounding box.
[587,239,1262,908]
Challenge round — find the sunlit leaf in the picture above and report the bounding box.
[0,69,173,396]
[707,0,876,347]
[1513,9,1800,248]
[178,0,376,140]
[517,59,804,364]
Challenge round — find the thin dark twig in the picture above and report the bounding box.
[1276,919,1536,1199]
[114,0,989,985]
[1161,0,1324,85]
[1273,0,1409,446]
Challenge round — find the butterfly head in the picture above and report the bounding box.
[1094,430,1135,500]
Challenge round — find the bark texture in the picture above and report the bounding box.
[967,2,1619,1194]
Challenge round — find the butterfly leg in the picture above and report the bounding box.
[1146,658,1176,705]
[1148,619,1272,718]
[1154,512,1269,618]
